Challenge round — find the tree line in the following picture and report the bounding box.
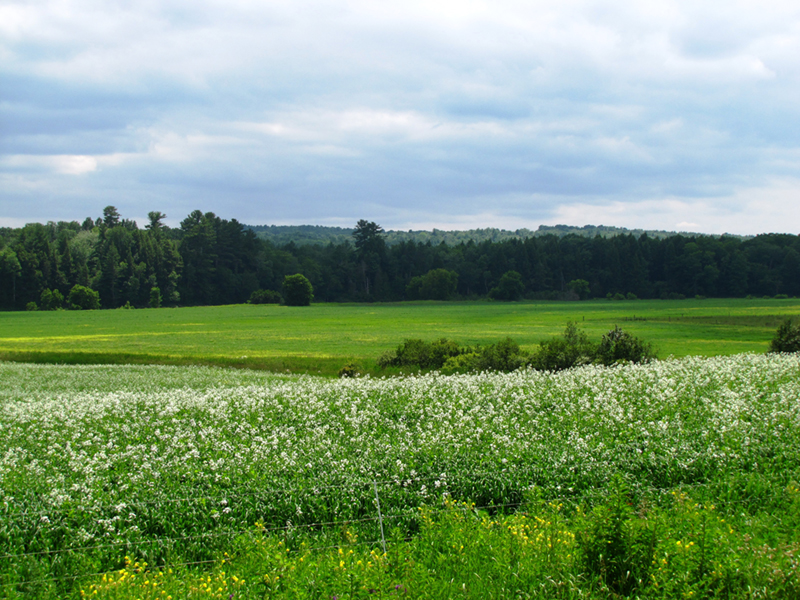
[1,207,799,310]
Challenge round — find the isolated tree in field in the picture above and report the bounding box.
[769,319,800,353]
[282,274,314,306]
[68,284,100,310]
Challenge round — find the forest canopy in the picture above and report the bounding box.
[1,207,799,310]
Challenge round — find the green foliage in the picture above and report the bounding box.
[594,325,657,365]
[529,323,655,370]
[149,286,162,308]
[381,337,528,373]
[440,352,481,374]
[567,278,591,300]
[282,273,314,306]
[247,289,282,304]
[529,322,596,371]
[75,489,800,600]
[405,268,458,300]
[25,301,38,311]
[769,318,800,353]
[4,207,800,311]
[68,284,100,310]
[575,477,653,595]
[488,270,525,301]
[39,288,64,311]
[337,362,360,378]
[383,337,463,370]
[473,337,528,371]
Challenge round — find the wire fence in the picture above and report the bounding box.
[0,472,787,591]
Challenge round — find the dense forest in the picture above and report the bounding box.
[247,223,706,247]
[1,206,798,310]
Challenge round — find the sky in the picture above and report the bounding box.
[2,0,800,235]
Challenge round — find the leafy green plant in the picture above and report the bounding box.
[247,288,282,304]
[473,337,528,372]
[529,322,596,371]
[149,286,162,308]
[382,338,463,370]
[67,284,100,310]
[338,362,360,378]
[594,325,656,365]
[282,274,314,306]
[39,288,64,311]
[769,318,800,353]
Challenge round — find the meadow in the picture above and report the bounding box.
[2,353,800,598]
[1,298,799,375]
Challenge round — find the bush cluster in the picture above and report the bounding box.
[248,289,283,304]
[769,319,800,353]
[378,323,656,374]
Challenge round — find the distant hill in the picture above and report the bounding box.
[245,223,739,246]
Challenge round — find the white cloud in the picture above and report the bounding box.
[2,0,800,232]
[548,178,800,235]
[1,154,97,174]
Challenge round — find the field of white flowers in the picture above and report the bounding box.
[2,353,800,590]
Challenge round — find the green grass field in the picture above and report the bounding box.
[1,298,798,374]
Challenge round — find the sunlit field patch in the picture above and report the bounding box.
[1,353,799,597]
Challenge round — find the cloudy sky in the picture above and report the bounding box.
[2,0,800,234]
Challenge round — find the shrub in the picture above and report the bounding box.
[529,322,596,372]
[441,352,481,374]
[376,350,397,369]
[68,284,101,310]
[282,274,313,306]
[337,363,360,378]
[474,337,528,372]
[248,289,282,305]
[576,478,654,596]
[149,286,162,308]
[769,319,800,353]
[25,301,38,311]
[384,338,463,370]
[40,288,64,310]
[594,326,656,365]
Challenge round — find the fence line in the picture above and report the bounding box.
[0,476,784,591]
[0,470,726,520]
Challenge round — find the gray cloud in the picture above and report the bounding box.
[2,0,800,234]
